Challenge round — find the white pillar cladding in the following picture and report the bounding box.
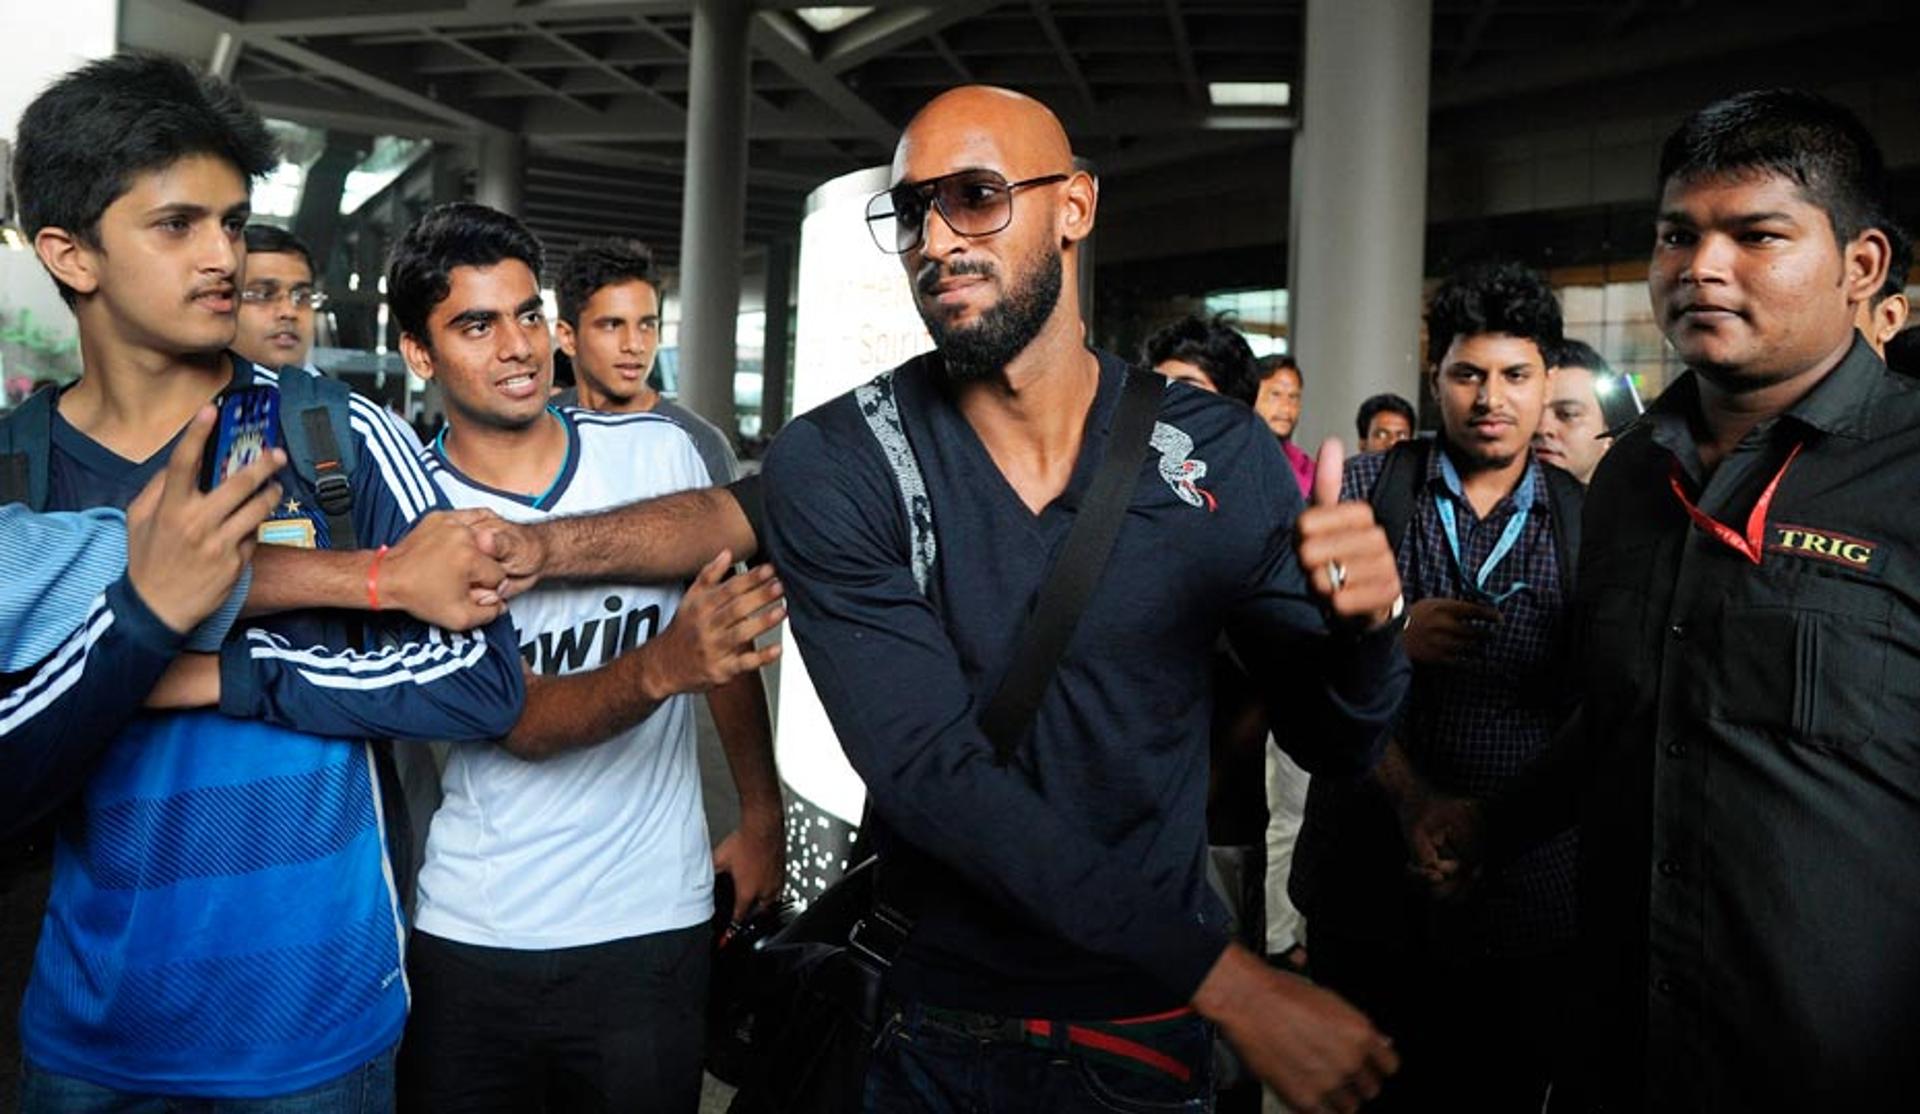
[1288,0,1432,451]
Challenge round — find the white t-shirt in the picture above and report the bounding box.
[414,407,715,949]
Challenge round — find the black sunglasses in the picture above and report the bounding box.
[864,168,1070,255]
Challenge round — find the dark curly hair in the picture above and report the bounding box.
[1142,313,1261,405]
[556,238,661,327]
[1425,261,1563,367]
[387,202,545,347]
[13,54,278,304]
[1658,89,1891,247]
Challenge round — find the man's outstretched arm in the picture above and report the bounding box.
[473,477,759,599]
[149,407,527,742]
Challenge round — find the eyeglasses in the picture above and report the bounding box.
[864,169,1070,255]
[241,284,329,311]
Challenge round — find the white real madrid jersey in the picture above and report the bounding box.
[414,407,717,949]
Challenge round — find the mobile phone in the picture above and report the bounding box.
[200,385,282,492]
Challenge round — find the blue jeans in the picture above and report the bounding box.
[864,1002,1214,1114]
[19,1046,396,1114]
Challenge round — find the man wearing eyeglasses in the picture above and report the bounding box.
[234,224,327,373]
[1290,261,1582,1114]
[761,85,1409,1114]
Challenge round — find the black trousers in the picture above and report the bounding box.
[396,925,710,1114]
[1311,933,1571,1114]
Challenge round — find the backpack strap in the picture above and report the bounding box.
[274,368,360,551]
[0,387,57,510]
[1367,437,1432,557]
[1540,462,1584,594]
[269,369,427,908]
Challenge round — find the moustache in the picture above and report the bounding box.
[916,259,998,296]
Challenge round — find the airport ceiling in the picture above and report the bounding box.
[124,0,1920,264]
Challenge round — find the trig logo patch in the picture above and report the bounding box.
[1766,523,1883,574]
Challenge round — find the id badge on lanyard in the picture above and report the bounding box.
[1435,451,1534,605]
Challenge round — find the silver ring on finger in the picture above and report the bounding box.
[1328,559,1348,593]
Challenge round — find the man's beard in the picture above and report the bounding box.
[915,248,1063,383]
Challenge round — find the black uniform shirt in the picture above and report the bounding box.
[1495,336,1920,1112]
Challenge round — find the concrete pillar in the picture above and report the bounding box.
[475,129,525,217]
[675,0,752,433]
[759,239,794,436]
[1288,0,1431,451]
[292,133,367,281]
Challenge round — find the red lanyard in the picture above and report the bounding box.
[1666,442,1803,565]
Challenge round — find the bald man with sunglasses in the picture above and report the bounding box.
[760,86,1409,1114]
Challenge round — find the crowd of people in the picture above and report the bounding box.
[1,46,1917,1114]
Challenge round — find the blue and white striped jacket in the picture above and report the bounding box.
[2,356,524,1097]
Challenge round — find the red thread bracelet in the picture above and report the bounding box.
[367,544,391,611]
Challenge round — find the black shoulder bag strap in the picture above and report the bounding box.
[978,366,1164,762]
[1367,437,1431,558]
[1541,464,1583,595]
[858,366,1166,964]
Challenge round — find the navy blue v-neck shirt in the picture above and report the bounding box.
[765,349,1409,1017]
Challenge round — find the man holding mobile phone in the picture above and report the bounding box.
[2,55,526,1110]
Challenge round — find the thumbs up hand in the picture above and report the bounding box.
[1294,437,1403,628]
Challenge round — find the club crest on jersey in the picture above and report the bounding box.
[1150,421,1217,512]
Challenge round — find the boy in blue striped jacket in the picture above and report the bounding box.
[2,55,525,1110]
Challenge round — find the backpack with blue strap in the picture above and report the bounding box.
[0,368,419,904]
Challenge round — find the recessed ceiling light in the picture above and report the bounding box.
[1208,81,1291,108]
[795,7,875,34]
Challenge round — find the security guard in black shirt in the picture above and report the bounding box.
[1439,90,1920,1112]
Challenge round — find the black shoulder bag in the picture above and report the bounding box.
[722,367,1165,1113]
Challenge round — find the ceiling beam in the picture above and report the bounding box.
[815,1,1000,74]
[519,83,873,142]
[927,31,973,83]
[227,0,686,39]
[1032,2,1102,127]
[523,21,689,120]
[527,139,825,191]
[525,194,793,227]
[148,0,511,134]
[1432,1,1897,110]
[1448,0,1501,77]
[1163,0,1205,106]
[749,11,897,145]
[244,93,474,144]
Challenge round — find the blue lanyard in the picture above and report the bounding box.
[1435,451,1534,604]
